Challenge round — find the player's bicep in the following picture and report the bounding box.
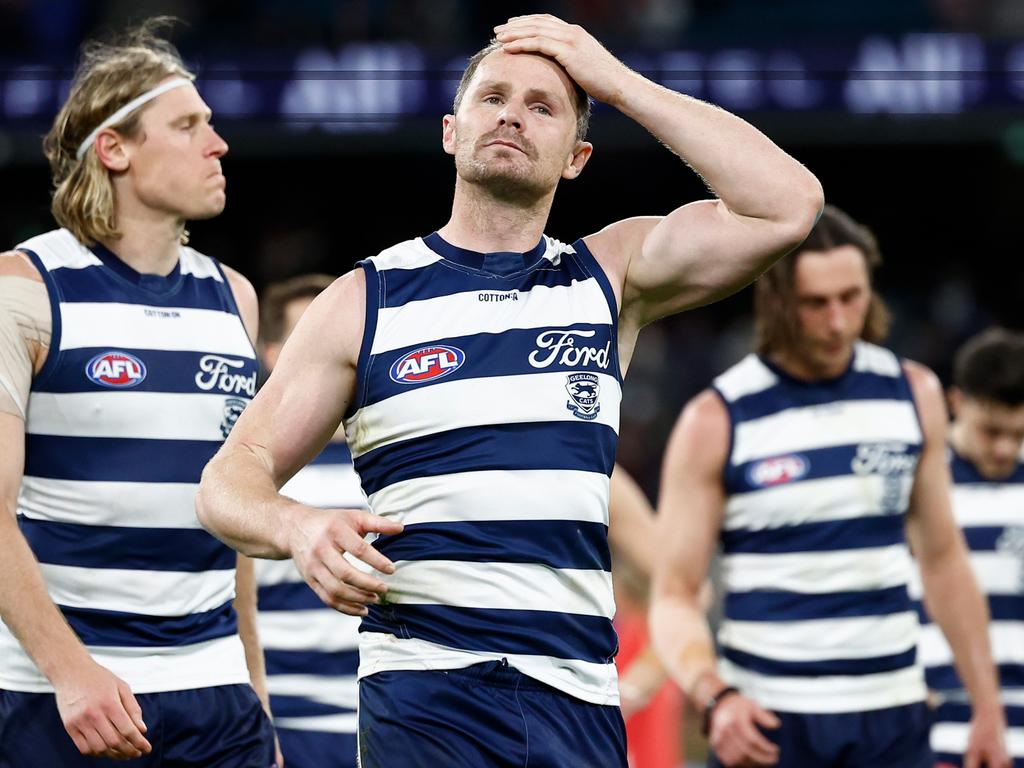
[0,412,25,517]
[225,271,364,485]
[653,390,729,595]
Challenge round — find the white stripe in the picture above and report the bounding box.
[254,557,304,587]
[280,463,367,509]
[358,632,620,706]
[920,621,1024,669]
[967,552,1024,595]
[18,477,200,528]
[347,372,620,457]
[714,355,777,402]
[58,302,253,355]
[268,674,358,710]
[720,545,913,594]
[719,611,919,660]
[718,657,925,713]
[724,475,898,530]
[852,342,902,377]
[384,560,614,618]
[26,391,241,441]
[367,469,609,526]
[178,248,224,281]
[370,280,612,354]
[17,229,100,271]
[0,630,249,693]
[275,714,359,734]
[731,399,921,465]
[370,239,443,271]
[952,484,1024,527]
[258,610,360,652]
[39,563,235,616]
[931,722,1024,758]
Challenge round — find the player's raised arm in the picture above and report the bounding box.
[494,14,823,327]
[197,269,403,616]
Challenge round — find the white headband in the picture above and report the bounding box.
[76,77,192,160]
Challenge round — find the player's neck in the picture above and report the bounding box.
[99,201,185,276]
[440,179,553,253]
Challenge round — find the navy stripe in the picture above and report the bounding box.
[726,366,910,424]
[21,248,63,389]
[951,453,1024,484]
[354,421,617,496]
[25,435,220,483]
[916,595,1024,624]
[927,663,1024,691]
[346,259,379,420]
[569,238,622,382]
[363,323,615,408]
[62,600,237,647]
[20,515,234,572]
[963,526,1017,551]
[48,265,234,311]
[381,252,581,308]
[258,582,325,612]
[934,700,1024,727]
[265,649,359,677]
[267,694,355,719]
[360,603,618,664]
[310,442,353,466]
[31,347,257,395]
[721,644,917,677]
[725,585,911,622]
[721,514,905,555]
[727,442,921,494]
[374,520,611,571]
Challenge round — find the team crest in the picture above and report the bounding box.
[85,351,147,388]
[565,372,600,420]
[220,397,247,438]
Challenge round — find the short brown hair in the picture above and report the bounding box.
[452,40,592,142]
[753,205,891,356]
[954,327,1024,407]
[259,273,336,344]
[44,17,193,246]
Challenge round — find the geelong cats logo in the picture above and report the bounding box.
[566,373,601,421]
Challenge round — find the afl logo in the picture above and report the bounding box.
[389,345,466,384]
[85,351,147,388]
[747,454,809,488]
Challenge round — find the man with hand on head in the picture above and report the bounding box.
[0,19,278,767]
[198,14,822,767]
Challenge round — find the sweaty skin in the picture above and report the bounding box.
[0,264,49,418]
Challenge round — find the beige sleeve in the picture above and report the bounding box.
[0,278,51,419]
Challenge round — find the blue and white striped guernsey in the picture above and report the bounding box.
[712,342,926,713]
[0,228,257,694]
[343,232,622,705]
[911,452,1024,766]
[255,442,366,748]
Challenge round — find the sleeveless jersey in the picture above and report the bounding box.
[712,342,926,713]
[343,232,622,705]
[912,452,1024,765]
[0,228,256,693]
[255,442,366,739]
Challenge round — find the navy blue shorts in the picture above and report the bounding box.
[358,659,627,768]
[708,701,934,768]
[0,683,276,768]
[276,728,356,768]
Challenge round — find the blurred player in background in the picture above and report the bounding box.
[0,19,278,767]
[913,328,1024,768]
[650,205,1008,767]
[198,13,822,767]
[255,273,364,768]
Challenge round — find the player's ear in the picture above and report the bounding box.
[442,114,456,156]
[947,387,963,418]
[562,140,593,180]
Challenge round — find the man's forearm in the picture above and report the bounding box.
[196,444,300,559]
[0,513,93,684]
[921,550,1002,713]
[234,554,272,715]
[650,592,725,709]
[608,70,821,225]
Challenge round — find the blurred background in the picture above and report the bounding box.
[2,1,1022,764]
[2,0,1023,494]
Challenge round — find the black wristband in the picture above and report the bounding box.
[701,685,739,736]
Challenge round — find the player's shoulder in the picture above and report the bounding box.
[901,358,942,399]
[0,250,44,282]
